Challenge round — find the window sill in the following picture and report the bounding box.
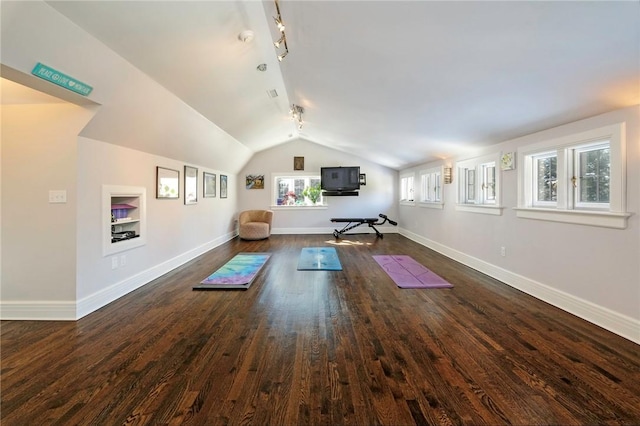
[270,204,328,210]
[419,202,444,210]
[514,207,632,229]
[400,201,416,206]
[455,204,504,215]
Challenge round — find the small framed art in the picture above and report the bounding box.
[220,175,228,198]
[203,172,216,198]
[246,175,264,189]
[184,166,198,204]
[156,167,180,199]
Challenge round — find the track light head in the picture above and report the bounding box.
[273,17,285,33]
[274,35,286,48]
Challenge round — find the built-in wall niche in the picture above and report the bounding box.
[102,185,147,256]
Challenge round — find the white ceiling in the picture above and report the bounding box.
[45,0,639,170]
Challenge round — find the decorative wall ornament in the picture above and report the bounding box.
[501,152,515,170]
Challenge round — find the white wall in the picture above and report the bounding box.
[1,0,246,319]
[398,106,640,343]
[238,139,398,233]
[1,103,96,315]
[75,138,238,316]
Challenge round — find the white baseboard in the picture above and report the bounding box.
[0,232,237,321]
[0,301,77,320]
[400,228,640,345]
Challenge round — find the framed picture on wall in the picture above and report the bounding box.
[156,167,180,199]
[220,174,228,198]
[294,156,304,171]
[203,172,216,198]
[246,175,264,189]
[184,165,198,205]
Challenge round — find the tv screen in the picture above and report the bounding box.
[321,166,360,192]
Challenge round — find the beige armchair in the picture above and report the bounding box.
[238,210,274,240]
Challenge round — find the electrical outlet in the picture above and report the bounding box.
[111,257,118,270]
[120,255,126,267]
[500,246,506,257]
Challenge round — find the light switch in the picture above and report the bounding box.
[49,190,67,203]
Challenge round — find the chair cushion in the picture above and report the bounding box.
[239,222,270,240]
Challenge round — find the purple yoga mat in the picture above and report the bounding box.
[373,255,453,289]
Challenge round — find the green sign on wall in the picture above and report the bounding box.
[31,63,93,96]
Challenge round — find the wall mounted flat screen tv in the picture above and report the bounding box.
[321,166,360,192]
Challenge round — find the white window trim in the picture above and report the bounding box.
[270,172,327,209]
[418,166,444,209]
[456,204,505,215]
[400,172,416,206]
[516,123,631,229]
[455,153,503,215]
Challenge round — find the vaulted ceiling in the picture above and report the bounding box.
[46,0,639,170]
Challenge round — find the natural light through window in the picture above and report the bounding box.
[271,174,325,207]
[456,154,502,215]
[419,167,443,209]
[516,123,629,228]
[400,174,415,205]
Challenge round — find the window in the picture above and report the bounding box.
[532,152,557,207]
[400,174,415,203]
[419,167,442,208]
[271,174,324,207]
[481,163,496,203]
[517,123,629,228]
[456,154,502,215]
[575,143,610,208]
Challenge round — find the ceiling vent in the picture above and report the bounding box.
[267,89,278,98]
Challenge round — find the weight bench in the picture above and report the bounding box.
[331,214,397,239]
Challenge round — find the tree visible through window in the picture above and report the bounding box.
[577,145,609,204]
[517,123,628,228]
[273,175,322,206]
[534,153,557,204]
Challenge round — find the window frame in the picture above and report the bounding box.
[455,153,503,215]
[573,141,610,210]
[516,122,629,229]
[418,166,444,209]
[400,172,415,205]
[531,150,558,208]
[270,172,327,209]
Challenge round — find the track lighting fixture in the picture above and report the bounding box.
[272,0,289,61]
[290,104,304,130]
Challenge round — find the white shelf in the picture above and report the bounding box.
[112,218,140,224]
[103,185,147,256]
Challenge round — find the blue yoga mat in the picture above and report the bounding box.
[297,247,342,271]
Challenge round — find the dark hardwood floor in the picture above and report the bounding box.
[2,234,639,425]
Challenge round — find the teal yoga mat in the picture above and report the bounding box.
[297,247,342,271]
